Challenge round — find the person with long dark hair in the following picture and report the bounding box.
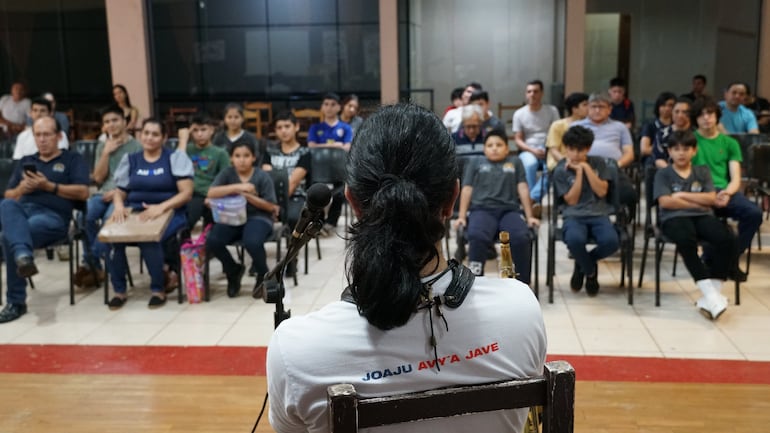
[267,103,546,432]
[112,84,140,132]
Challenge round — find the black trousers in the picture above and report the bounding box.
[661,215,737,281]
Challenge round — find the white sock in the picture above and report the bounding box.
[696,279,716,298]
[710,278,724,296]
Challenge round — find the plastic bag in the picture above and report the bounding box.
[180,224,212,303]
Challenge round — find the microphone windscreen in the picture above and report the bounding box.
[305,183,333,210]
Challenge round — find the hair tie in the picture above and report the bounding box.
[379,173,401,189]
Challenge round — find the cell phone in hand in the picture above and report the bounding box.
[22,163,37,174]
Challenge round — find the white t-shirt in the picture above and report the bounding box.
[512,105,560,150]
[12,127,70,160]
[267,273,547,433]
[0,95,30,129]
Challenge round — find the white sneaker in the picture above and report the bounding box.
[696,295,728,320]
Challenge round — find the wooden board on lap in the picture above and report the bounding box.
[98,210,173,243]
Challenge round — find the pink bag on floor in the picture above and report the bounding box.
[180,224,212,304]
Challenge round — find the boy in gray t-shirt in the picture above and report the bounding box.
[552,126,619,296]
[652,130,736,320]
[455,131,539,283]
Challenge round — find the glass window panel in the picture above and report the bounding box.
[202,0,267,27]
[199,28,269,95]
[63,30,112,97]
[266,0,336,25]
[61,0,108,29]
[338,0,378,24]
[153,28,203,97]
[269,27,338,93]
[339,25,379,92]
[10,30,68,94]
[151,0,198,28]
[3,0,59,30]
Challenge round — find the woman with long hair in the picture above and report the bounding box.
[267,103,546,432]
[112,84,140,132]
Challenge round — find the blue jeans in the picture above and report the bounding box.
[518,151,548,202]
[466,208,532,284]
[0,200,69,304]
[106,211,187,295]
[713,191,762,257]
[562,216,619,276]
[206,218,273,277]
[83,194,114,270]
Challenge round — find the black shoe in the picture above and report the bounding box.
[227,264,246,298]
[486,245,498,260]
[585,274,600,296]
[108,296,127,310]
[570,265,584,292]
[148,294,167,309]
[0,303,27,323]
[15,255,38,279]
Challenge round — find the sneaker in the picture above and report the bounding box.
[585,273,600,296]
[0,303,27,323]
[15,255,38,279]
[148,294,167,309]
[56,245,70,261]
[696,295,728,320]
[532,203,542,219]
[108,296,127,311]
[226,264,246,298]
[570,265,584,292]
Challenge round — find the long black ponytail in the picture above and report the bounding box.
[345,103,458,330]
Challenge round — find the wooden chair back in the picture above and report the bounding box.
[244,101,274,138]
[328,360,575,432]
[292,108,323,144]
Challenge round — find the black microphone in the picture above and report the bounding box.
[292,183,333,239]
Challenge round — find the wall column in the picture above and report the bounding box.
[758,0,770,96]
[379,0,399,104]
[105,0,153,119]
[564,0,586,94]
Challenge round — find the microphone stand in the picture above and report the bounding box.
[256,217,325,329]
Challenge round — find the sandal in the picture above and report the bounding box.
[148,294,167,309]
[108,296,127,310]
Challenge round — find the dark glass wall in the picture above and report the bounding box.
[149,0,380,106]
[0,0,111,105]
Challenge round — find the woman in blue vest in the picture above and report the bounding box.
[106,118,194,309]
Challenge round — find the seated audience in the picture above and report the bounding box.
[267,103,547,432]
[574,92,637,216]
[691,97,761,281]
[681,74,707,102]
[40,92,70,136]
[443,86,465,116]
[212,103,259,151]
[545,92,589,170]
[743,85,770,133]
[513,79,560,205]
[178,115,230,231]
[455,130,539,282]
[0,82,30,135]
[653,130,736,320]
[639,92,676,163]
[12,97,69,160]
[206,140,277,297]
[552,125,620,296]
[307,92,352,236]
[74,105,141,288]
[469,90,506,136]
[112,84,140,132]
[0,116,89,323]
[719,82,759,134]
[106,119,194,310]
[608,77,635,130]
[443,82,483,133]
[653,97,694,168]
[340,94,364,135]
[452,105,486,155]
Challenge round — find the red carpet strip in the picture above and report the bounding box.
[0,345,768,384]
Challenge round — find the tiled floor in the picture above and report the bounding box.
[1,217,769,361]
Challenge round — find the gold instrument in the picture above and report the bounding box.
[498,231,517,279]
[500,230,540,433]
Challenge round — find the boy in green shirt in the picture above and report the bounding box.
[178,115,230,231]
